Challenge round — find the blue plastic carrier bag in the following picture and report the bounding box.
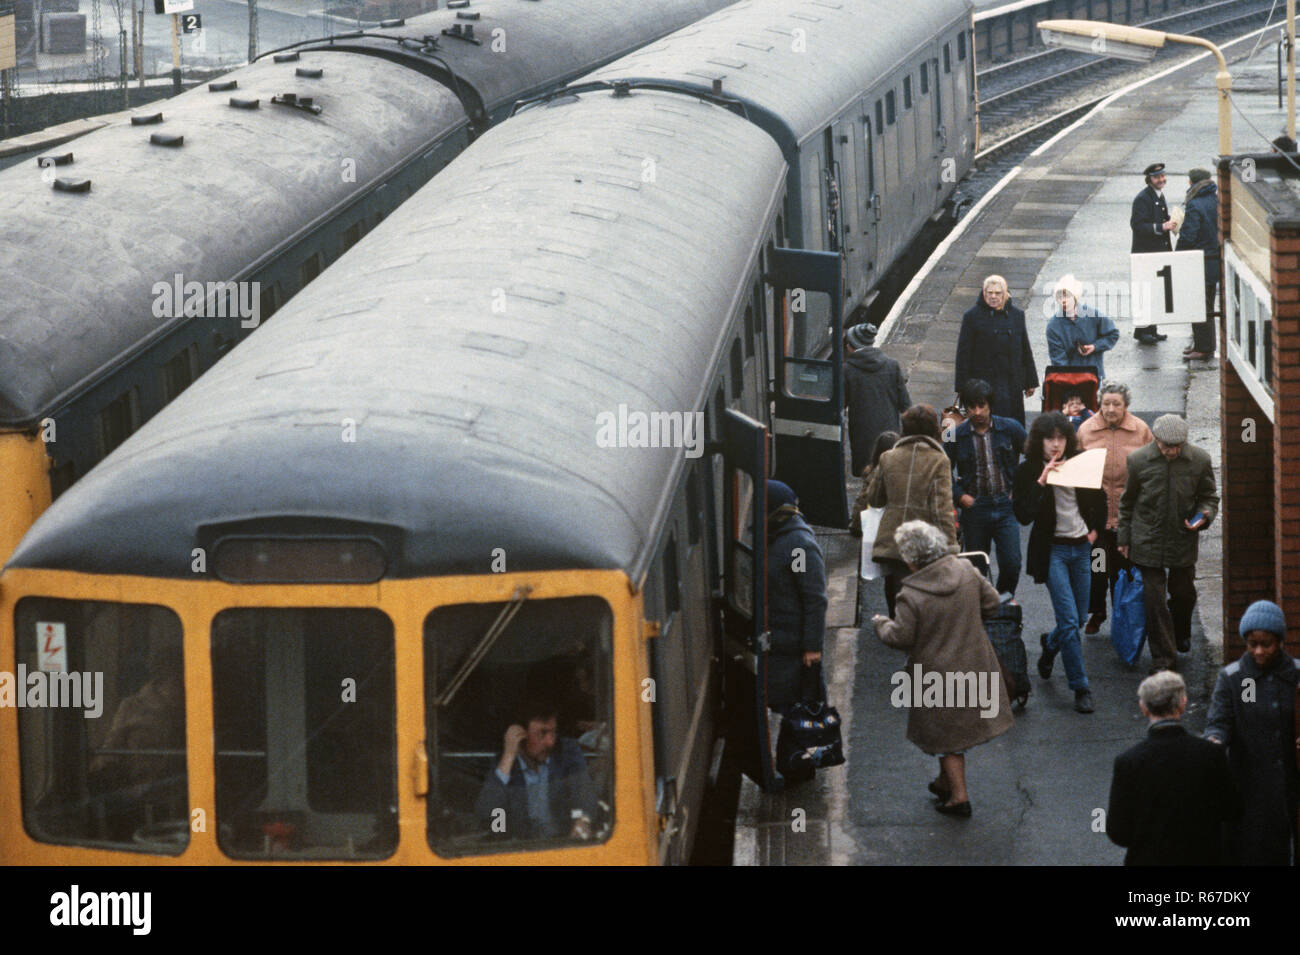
[1111,567,1146,665]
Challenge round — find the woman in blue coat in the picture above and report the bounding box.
[765,480,827,709]
[954,275,1038,426]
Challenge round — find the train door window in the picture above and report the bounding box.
[776,214,785,247]
[424,596,614,857]
[802,150,824,252]
[342,221,363,252]
[15,598,187,855]
[159,343,199,404]
[743,305,755,359]
[874,99,883,136]
[943,41,951,74]
[663,534,682,616]
[885,91,896,125]
[299,252,322,288]
[212,608,398,860]
[259,280,281,322]
[97,387,139,458]
[957,30,966,61]
[920,62,929,96]
[730,340,743,399]
[686,467,702,547]
[903,75,912,110]
[728,469,757,617]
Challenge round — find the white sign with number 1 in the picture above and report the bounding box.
[1130,250,1205,327]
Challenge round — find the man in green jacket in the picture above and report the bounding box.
[1117,415,1219,673]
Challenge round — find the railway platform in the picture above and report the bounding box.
[734,31,1286,866]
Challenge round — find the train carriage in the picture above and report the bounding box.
[0,0,733,562]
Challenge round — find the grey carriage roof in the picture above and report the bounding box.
[7,89,788,581]
[589,0,971,145]
[306,0,734,116]
[0,50,463,429]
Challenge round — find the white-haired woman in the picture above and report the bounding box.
[1045,273,1118,379]
[872,521,1013,817]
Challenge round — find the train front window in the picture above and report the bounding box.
[211,608,398,860]
[14,598,188,854]
[424,596,614,857]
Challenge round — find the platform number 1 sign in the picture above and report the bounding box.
[1130,250,1205,327]
[36,622,68,673]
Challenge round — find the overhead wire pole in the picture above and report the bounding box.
[248,0,257,62]
[1289,0,1296,143]
[169,8,180,91]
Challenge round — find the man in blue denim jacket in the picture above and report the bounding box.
[947,379,1027,596]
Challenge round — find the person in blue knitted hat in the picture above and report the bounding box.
[764,479,827,723]
[1204,599,1299,864]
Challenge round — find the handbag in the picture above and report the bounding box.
[776,664,845,780]
[859,506,886,580]
[1111,566,1147,665]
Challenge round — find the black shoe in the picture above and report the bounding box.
[1074,689,1095,714]
[1038,633,1056,679]
[1084,612,1105,635]
[935,800,972,818]
[1176,635,1191,653]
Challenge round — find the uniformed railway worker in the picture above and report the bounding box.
[1130,161,1173,345]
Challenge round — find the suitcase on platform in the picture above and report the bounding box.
[958,551,1030,709]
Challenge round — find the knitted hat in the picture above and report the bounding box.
[1053,273,1083,302]
[766,480,797,512]
[1188,167,1212,184]
[1239,599,1286,639]
[1151,414,1188,445]
[846,323,878,349]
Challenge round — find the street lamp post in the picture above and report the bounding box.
[1038,18,1232,155]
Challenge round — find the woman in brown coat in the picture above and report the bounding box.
[865,405,958,614]
[873,520,1014,817]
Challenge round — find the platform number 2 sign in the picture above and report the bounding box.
[181,13,202,32]
[1130,251,1205,327]
[36,622,68,673]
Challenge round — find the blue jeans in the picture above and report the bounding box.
[1046,540,1091,691]
[960,494,1021,596]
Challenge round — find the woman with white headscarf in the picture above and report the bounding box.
[1045,274,1119,379]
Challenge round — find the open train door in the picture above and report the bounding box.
[720,409,781,792]
[767,247,849,528]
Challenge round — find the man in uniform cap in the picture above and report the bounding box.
[1130,162,1173,345]
[1175,168,1221,361]
[844,322,910,478]
[1117,414,1218,672]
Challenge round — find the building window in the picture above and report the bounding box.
[1224,243,1275,418]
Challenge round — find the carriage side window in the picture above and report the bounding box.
[342,221,363,252]
[730,339,744,398]
[424,597,614,857]
[776,214,785,247]
[885,91,896,125]
[874,100,883,136]
[211,608,398,860]
[920,62,929,95]
[299,252,322,288]
[97,387,139,458]
[743,305,755,358]
[663,535,681,616]
[159,344,199,404]
[903,75,912,110]
[259,281,281,322]
[686,467,702,547]
[15,598,187,855]
[957,30,967,60]
[943,42,951,74]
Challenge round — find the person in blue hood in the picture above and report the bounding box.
[764,480,827,710]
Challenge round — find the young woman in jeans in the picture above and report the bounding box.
[1013,412,1107,714]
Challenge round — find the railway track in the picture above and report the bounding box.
[969,0,1281,192]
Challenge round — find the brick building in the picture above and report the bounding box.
[1216,153,1300,661]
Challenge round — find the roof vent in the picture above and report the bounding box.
[612,80,630,98]
[230,97,260,109]
[712,78,723,94]
[150,132,184,147]
[456,10,480,19]
[296,66,323,78]
[273,51,300,62]
[36,151,74,167]
[447,0,469,7]
[271,92,323,115]
[442,22,479,43]
[209,79,237,91]
[379,17,405,26]
[53,177,91,193]
[131,112,163,125]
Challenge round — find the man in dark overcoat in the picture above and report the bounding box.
[1205,600,1300,865]
[764,480,827,711]
[1175,167,1221,360]
[1130,161,1174,344]
[844,322,910,477]
[1107,671,1241,865]
[953,275,1037,426]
